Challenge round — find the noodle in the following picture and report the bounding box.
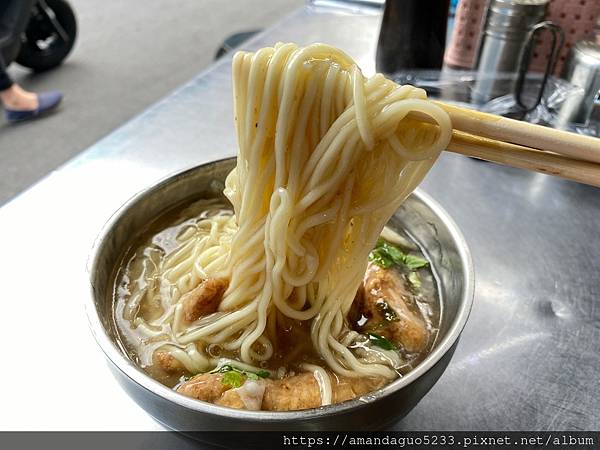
[301,363,333,406]
[220,43,450,378]
[120,43,451,385]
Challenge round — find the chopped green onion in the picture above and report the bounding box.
[221,370,244,388]
[369,239,428,270]
[403,254,428,270]
[408,271,422,290]
[367,332,396,351]
[211,363,271,386]
[368,248,394,268]
[256,370,271,379]
[211,364,234,374]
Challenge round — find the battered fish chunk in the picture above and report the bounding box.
[358,263,429,353]
[261,373,383,410]
[215,388,247,409]
[177,371,385,411]
[216,380,266,410]
[333,375,386,403]
[176,372,318,411]
[182,277,229,322]
[176,373,229,402]
[153,348,185,373]
[262,373,321,411]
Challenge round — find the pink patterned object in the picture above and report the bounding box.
[531,0,600,74]
[445,0,600,74]
[444,0,489,69]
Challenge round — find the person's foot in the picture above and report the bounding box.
[1,84,38,110]
[2,85,62,123]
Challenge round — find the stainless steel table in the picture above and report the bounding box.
[1,3,598,431]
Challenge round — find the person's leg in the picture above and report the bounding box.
[0,73,12,94]
[0,51,14,91]
[0,0,62,122]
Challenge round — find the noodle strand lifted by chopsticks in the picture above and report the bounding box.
[127,42,452,383]
[218,43,451,378]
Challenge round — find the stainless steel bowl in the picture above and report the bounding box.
[87,157,474,431]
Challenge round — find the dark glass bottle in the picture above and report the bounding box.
[376,0,451,74]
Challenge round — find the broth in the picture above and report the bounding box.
[112,197,441,409]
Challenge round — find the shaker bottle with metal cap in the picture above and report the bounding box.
[557,38,600,127]
[473,0,563,111]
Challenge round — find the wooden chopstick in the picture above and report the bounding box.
[447,131,600,188]
[433,101,600,165]
[408,101,600,186]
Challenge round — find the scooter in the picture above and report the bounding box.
[1,0,77,72]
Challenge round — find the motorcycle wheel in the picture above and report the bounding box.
[15,0,77,72]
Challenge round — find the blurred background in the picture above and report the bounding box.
[0,0,301,205]
[2,0,600,206]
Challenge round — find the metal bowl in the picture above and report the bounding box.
[87,157,474,431]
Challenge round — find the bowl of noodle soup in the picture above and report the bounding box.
[87,157,474,431]
[88,43,474,432]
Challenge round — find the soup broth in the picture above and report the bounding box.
[112,197,441,410]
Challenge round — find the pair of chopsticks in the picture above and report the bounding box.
[431,102,600,188]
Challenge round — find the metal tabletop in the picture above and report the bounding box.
[0,3,598,431]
